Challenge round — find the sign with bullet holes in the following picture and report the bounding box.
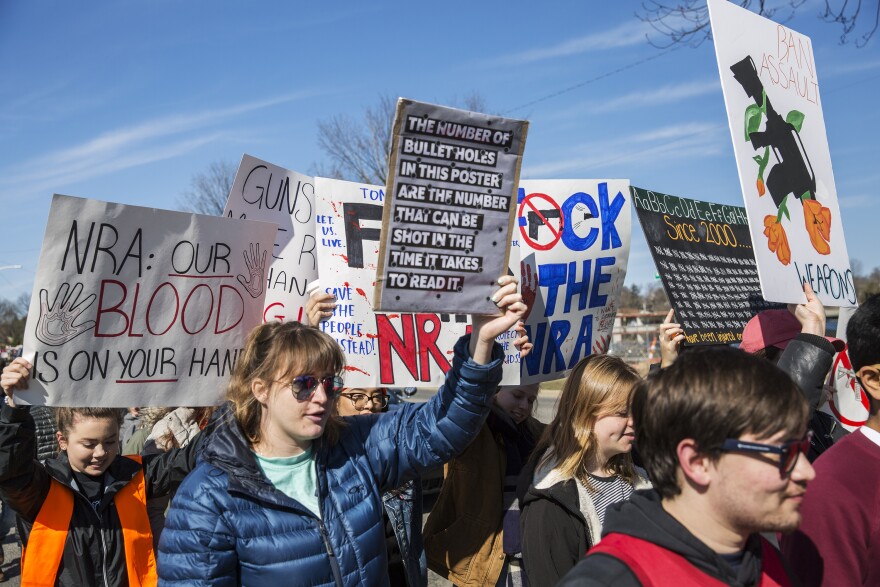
[375,98,528,314]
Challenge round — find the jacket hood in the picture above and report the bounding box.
[603,490,767,586]
[199,403,323,515]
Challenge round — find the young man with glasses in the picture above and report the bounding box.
[781,293,880,586]
[559,346,814,586]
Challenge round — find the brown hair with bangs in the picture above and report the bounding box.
[633,346,809,499]
[56,408,126,437]
[531,354,641,489]
[226,321,345,446]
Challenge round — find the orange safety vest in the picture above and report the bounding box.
[21,455,157,587]
[588,532,791,587]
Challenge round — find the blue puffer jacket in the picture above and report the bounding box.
[158,336,502,586]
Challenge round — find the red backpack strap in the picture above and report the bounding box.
[588,533,729,587]
[588,533,658,587]
[758,537,793,587]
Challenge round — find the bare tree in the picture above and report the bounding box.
[638,0,878,48]
[0,298,26,346]
[315,92,491,186]
[178,159,237,215]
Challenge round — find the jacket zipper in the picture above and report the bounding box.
[317,518,344,587]
[99,526,110,587]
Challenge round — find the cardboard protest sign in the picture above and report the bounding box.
[224,154,318,323]
[21,195,277,407]
[314,177,521,388]
[632,186,783,346]
[375,99,528,315]
[708,0,855,306]
[517,180,630,385]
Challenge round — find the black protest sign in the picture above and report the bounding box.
[375,98,528,314]
[632,186,782,346]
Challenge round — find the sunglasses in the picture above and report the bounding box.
[341,392,389,410]
[719,430,813,475]
[284,375,344,401]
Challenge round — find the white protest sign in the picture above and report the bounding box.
[314,177,521,388]
[224,154,318,323]
[517,180,631,385]
[21,194,277,407]
[820,349,869,432]
[708,0,855,306]
[375,98,528,315]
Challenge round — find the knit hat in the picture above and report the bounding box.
[740,309,846,354]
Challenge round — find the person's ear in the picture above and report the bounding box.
[676,438,714,489]
[56,431,68,451]
[252,378,271,404]
[857,365,880,400]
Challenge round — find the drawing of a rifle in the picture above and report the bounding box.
[730,56,815,208]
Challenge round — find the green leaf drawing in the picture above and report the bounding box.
[755,147,770,179]
[744,104,762,141]
[800,190,813,202]
[786,110,805,133]
[777,195,791,223]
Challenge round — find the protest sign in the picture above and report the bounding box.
[224,154,318,323]
[314,177,521,388]
[708,0,855,306]
[632,186,782,346]
[20,195,277,407]
[517,180,630,385]
[375,99,528,315]
[819,349,870,432]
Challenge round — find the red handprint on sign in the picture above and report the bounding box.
[520,261,538,322]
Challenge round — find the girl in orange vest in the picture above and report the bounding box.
[0,357,204,587]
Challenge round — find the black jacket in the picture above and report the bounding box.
[0,403,202,587]
[557,490,795,587]
[777,333,848,458]
[520,468,588,587]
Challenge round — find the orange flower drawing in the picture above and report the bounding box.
[756,178,765,196]
[803,198,831,255]
[764,215,791,266]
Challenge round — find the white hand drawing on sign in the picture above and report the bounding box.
[35,282,96,346]
[237,243,267,299]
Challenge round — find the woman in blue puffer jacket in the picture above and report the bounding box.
[157,277,525,586]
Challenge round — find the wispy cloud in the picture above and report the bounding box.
[523,122,726,177]
[0,90,322,195]
[823,57,880,78]
[592,79,720,113]
[482,20,652,67]
[544,78,720,121]
[837,194,876,208]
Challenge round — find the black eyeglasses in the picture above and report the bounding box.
[719,430,813,475]
[341,392,389,410]
[284,375,344,401]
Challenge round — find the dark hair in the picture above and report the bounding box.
[751,345,782,364]
[56,408,126,437]
[847,294,880,372]
[632,346,808,499]
[227,321,345,445]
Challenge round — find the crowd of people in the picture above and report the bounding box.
[0,275,877,586]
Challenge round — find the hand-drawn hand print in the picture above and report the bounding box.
[35,282,97,346]
[520,261,539,322]
[237,243,267,299]
[592,334,611,355]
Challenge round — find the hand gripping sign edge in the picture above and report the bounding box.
[518,192,564,251]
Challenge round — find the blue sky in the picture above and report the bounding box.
[1,0,877,304]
